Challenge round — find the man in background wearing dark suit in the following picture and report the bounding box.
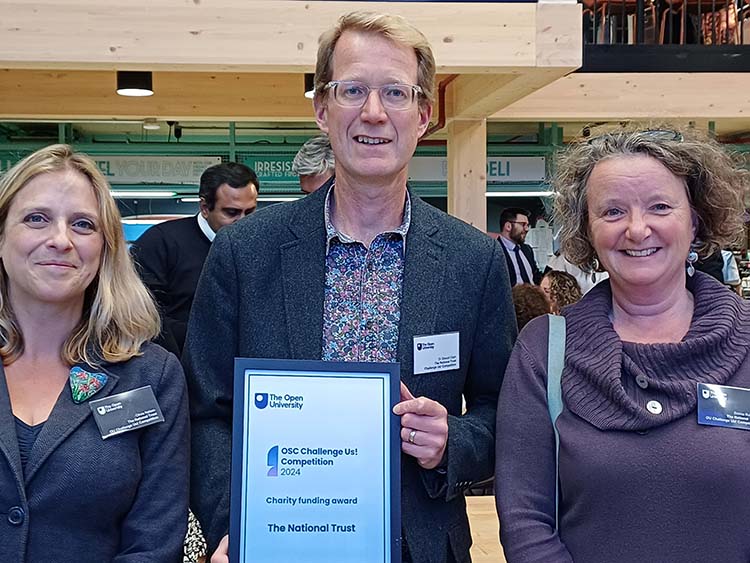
[131,162,258,356]
[185,11,515,563]
[498,207,542,286]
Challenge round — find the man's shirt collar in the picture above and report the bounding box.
[498,234,517,251]
[196,213,216,242]
[323,182,411,254]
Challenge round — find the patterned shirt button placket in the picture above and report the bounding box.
[361,247,375,360]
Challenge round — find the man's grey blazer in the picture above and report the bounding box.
[184,184,516,563]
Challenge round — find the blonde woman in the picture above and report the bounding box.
[0,145,189,562]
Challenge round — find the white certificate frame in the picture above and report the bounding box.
[229,358,401,563]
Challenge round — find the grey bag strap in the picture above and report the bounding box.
[546,314,566,531]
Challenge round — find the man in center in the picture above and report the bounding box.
[185,12,515,563]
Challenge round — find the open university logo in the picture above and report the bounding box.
[97,406,107,415]
[267,445,279,477]
[416,343,423,351]
[701,388,711,400]
[254,393,269,409]
[254,392,304,410]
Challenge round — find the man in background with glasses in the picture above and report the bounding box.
[185,11,515,563]
[498,207,542,286]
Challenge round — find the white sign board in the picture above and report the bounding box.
[408,155,546,183]
[94,156,222,184]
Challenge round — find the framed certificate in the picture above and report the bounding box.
[229,358,401,563]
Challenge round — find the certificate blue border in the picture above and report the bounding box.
[229,358,401,563]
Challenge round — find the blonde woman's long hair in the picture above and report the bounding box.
[0,144,160,366]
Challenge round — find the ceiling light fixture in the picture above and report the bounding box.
[142,118,161,130]
[122,218,173,224]
[259,196,302,202]
[116,71,154,97]
[304,73,315,99]
[111,190,176,198]
[485,191,554,198]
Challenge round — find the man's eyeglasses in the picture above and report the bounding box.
[509,221,530,230]
[324,80,423,111]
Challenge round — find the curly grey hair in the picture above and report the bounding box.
[553,126,749,271]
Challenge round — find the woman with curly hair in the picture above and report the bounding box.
[496,127,750,563]
[541,270,583,314]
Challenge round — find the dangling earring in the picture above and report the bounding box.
[686,249,698,277]
[591,256,600,283]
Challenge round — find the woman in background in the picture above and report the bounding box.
[512,283,551,330]
[540,270,582,314]
[0,144,189,562]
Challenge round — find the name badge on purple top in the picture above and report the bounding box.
[697,383,750,431]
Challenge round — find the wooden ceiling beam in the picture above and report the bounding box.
[492,73,750,121]
[446,4,581,121]
[0,70,314,121]
[0,1,553,72]
[0,2,583,128]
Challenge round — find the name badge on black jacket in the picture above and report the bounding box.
[90,385,164,439]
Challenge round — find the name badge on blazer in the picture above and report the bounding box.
[90,386,165,439]
[697,382,750,432]
[413,332,459,375]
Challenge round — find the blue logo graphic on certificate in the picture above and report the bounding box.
[255,393,269,409]
[267,445,279,476]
